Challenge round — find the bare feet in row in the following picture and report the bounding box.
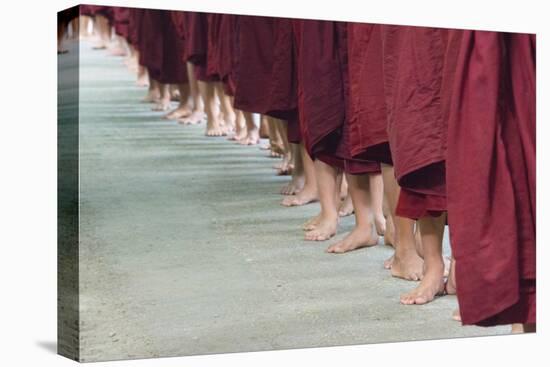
[280,174,305,196]
[338,195,354,217]
[152,100,172,112]
[281,184,318,207]
[164,106,192,120]
[178,111,205,125]
[304,214,338,241]
[238,129,260,145]
[400,259,445,305]
[326,224,379,253]
[390,249,424,281]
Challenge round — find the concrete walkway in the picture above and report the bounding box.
[71,41,509,362]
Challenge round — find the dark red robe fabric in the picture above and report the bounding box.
[215,15,239,96]
[293,20,379,174]
[233,16,276,114]
[447,31,536,326]
[137,10,187,84]
[347,23,391,165]
[184,12,218,82]
[381,26,459,218]
[157,11,188,84]
[113,7,130,39]
[137,9,164,80]
[127,8,143,47]
[84,5,113,21]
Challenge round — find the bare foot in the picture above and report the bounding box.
[280,175,305,195]
[108,46,127,57]
[164,106,192,120]
[238,129,260,145]
[302,214,321,231]
[304,215,338,241]
[400,261,445,305]
[206,124,226,137]
[374,213,386,236]
[390,249,424,281]
[338,195,354,217]
[326,225,379,253]
[152,100,171,111]
[136,73,149,88]
[384,255,394,269]
[228,129,247,141]
[142,90,160,103]
[384,215,395,246]
[444,257,456,293]
[281,185,318,207]
[452,308,461,322]
[179,110,205,125]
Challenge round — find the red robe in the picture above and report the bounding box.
[112,7,130,39]
[447,31,536,326]
[381,26,459,218]
[347,23,391,165]
[184,12,218,82]
[293,20,379,174]
[137,10,187,84]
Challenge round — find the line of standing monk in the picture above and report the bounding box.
[67,5,536,332]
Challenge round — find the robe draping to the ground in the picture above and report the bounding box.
[446,31,536,326]
[127,8,143,47]
[113,7,130,39]
[215,15,239,96]
[184,12,218,82]
[293,20,379,174]
[206,14,223,80]
[233,16,277,114]
[347,23,392,165]
[83,5,113,21]
[381,26,458,218]
[157,11,188,84]
[134,10,187,84]
[137,9,164,81]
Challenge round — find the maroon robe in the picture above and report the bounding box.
[215,15,239,96]
[113,7,130,39]
[347,23,391,165]
[233,16,277,114]
[137,10,187,84]
[381,26,457,218]
[293,20,379,174]
[184,12,218,82]
[447,31,536,326]
[127,8,143,47]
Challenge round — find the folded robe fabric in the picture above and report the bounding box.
[113,7,130,39]
[447,31,536,326]
[293,20,379,174]
[381,26,461,218]
[347,23,392,165]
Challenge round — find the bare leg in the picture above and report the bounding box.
[382,164,424,280]
[304,160,339,241]
[142,77,160,103]
[92,15,110,49]
[215,83,236,133]
[281,144,318,207]
[228,107,247,140]
[152,83,172,111]
[239,112,260,145]
[370,173,386,235]
[281,143,305,195]
[327,173,380,253]
[198,81,225,136]
[273,118,293,175]
[179,63,205,125]
[136,61,150,87]
[400,214,446,305]
[165,83,192,119]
